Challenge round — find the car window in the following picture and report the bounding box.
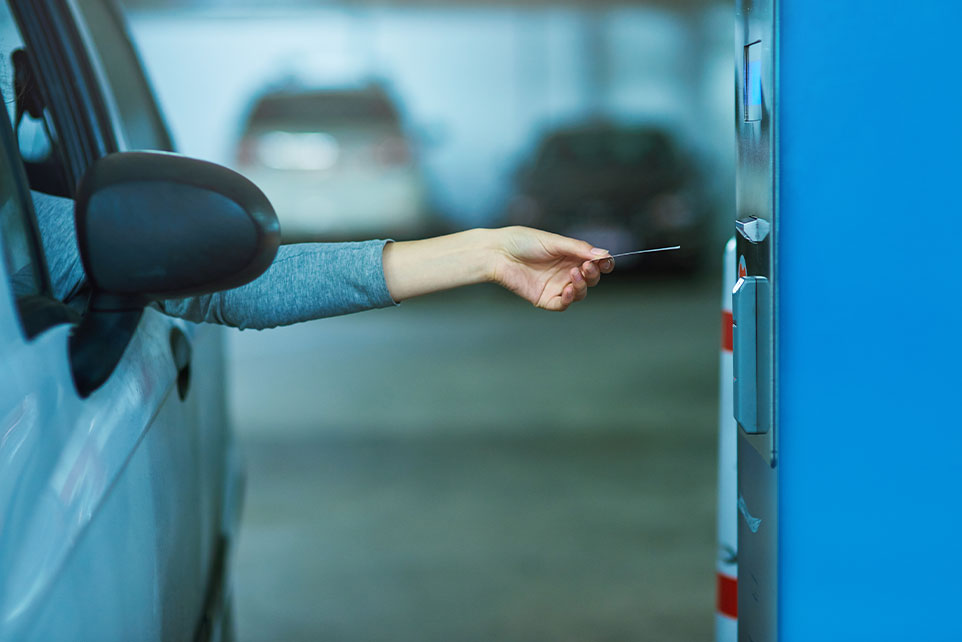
[70,0,173,152]
[540,130,672,169]
[249,92,401,131]
[0,2,71,195]
[0,87,46,311]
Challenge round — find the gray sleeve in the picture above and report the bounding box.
[32,190,87,302]
[157,240,398,330]
[31,190,398,330]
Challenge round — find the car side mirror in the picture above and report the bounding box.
[75,151,279,305]
[70,151,280,397]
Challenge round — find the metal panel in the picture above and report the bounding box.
[735,0,962,640]
[734,0,776,639]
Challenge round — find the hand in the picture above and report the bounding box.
[381,226,613,306]
[492,226,615,311]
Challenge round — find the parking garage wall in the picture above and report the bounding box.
[128,4,733,240]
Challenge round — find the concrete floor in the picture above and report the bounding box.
[227,274,721,641]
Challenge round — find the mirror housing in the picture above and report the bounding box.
[75,151,279,307]
[70,152,280,396]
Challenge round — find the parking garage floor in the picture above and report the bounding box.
[227,274,720,642]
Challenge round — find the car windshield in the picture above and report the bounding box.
[71,0,173,151]
[539,130,672,169]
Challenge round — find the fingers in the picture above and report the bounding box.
[539,253,613,312]
[541,285,571,312]
[577,257,613,286]
[543,264,600,312]
[562,283,576,307]
[569,267,588,302]
[580,260,601,287]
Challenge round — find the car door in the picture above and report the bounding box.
[0,3,238,640]
[46,3,241,635]
[62,3,245,632]
[0,80,170,641]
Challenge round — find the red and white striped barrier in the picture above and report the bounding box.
[716,238,738,641]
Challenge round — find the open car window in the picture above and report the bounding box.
[1,2,72,197]
[0,82,70,340]
[0,114,42,300]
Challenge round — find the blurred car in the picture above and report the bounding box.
[235,84,433,241]
[506,122,708,272]
[0,1,257,640]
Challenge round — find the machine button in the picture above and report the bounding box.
[735,216,770,243]
[733,275,771,434]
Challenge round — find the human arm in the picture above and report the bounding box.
[161,226,615,324]
[32,191,612,328]
[31,190,395,329]
[382,226,614,311]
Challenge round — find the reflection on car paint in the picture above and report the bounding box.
[0,310,175,636]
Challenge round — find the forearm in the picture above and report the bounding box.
[381,228,502,301]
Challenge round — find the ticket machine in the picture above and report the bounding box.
[731,1,962,640]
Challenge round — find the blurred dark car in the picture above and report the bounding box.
[235,84,433,242]
[506,122,707,272]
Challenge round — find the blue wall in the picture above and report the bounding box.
[777,1,962,638]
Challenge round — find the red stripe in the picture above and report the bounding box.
[717,572,737,619]
[721,310,733,353]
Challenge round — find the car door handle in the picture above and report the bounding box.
[170,327,192,401]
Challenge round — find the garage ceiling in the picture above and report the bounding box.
[121,0,722,10]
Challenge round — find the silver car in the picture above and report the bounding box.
[0,1,272,639]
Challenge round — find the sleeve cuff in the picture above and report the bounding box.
[371,239,400,308]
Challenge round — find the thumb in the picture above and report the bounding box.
[545,232,609,261]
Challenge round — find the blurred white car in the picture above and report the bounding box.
[235,85,434,241]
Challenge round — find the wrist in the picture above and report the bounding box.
[381,228,505,302]
[473,227,506,285]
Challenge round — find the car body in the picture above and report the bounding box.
[506,122,708,272]
[235,84,433,242]
[0,1,243,640]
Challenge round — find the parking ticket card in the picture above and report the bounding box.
[590,246,681,261]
